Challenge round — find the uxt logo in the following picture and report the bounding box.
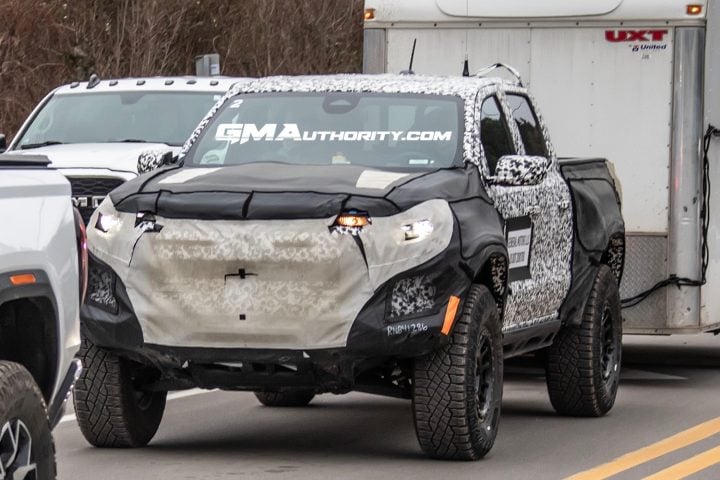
[605,29,669,42]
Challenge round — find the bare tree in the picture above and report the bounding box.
[0,0,363,138]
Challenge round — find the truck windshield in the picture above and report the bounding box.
[15,91,222,148]
[185,92,463,169]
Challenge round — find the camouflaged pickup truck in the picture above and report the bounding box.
[76,72,624,460]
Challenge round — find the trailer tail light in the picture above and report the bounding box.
[364,8,376,20]
[686,4,703,15]
[74,208,89,304]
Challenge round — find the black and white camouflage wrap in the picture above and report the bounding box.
[137,150,173,174]
[389,275,436,319]
[491,155,550,187]
[87,266,117,312]
[606,235,625,281]
[480,85,573,332]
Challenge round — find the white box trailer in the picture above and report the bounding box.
[363,0,720,334]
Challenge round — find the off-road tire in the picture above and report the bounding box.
[0,361,56,479]
[412,285,503,461]
[546,265,622,417]
[254,390,315,407]
[74,335,167,447]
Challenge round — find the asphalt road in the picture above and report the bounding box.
[54,334,720,480]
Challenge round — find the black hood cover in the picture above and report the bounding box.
[109,163,490,219]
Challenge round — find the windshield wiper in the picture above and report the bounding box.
[19,140,64,150]
[111,139,182,146]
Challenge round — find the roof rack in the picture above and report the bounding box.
[474,63,523,86]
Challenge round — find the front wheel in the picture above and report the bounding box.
[74,335,167,447]
[0,361,56,479]
[546,265,622,417]
[412,285,503,460]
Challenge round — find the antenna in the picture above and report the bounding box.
[462,55,470,77]
[86,73,101,89]
[400,39,417,75]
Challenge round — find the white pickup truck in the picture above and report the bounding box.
[1,76,240,223]
[0,154,83,479]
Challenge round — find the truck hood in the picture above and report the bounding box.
[11,143,180,175]
[108,162,487,219]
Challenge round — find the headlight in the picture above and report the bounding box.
[95,212,121,233]
[401,219,434,241]
[330,210,371,236]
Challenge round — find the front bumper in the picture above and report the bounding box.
[82,198,470,361]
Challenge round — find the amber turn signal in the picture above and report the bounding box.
[441,296,461,335]
[364,8,376,20]
[10,273,36,286]
[335,212,371,228]
[686,4,703,15]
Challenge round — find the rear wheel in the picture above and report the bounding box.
[254,389,315,407]
[412,285,503,460]
[0,361,56,480]
[74,335,167,447]
[546,265,622,417]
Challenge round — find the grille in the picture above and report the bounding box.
[68,177,125,224]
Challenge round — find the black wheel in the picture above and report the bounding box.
[254,389,315,407]
[412,285,503,460]
[546,265,622,417]
[74,335,167,447]
[0,361,56,480]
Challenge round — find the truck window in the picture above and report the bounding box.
[506,94,548,157]
[480,96,515,173]
[188,92,464,169]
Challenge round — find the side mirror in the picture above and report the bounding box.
[137,150,176,174]
[490,155,550,187]
[0,134,6,153]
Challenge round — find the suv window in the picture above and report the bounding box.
[506,94,548,157]
[479,96,515,173]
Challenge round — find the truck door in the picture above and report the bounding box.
[477,92,573,331]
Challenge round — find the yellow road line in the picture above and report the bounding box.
[566,417,720,480]
[643,445,720,480]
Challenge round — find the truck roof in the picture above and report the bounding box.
[225,73,515,98]
[53,76,244,95]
